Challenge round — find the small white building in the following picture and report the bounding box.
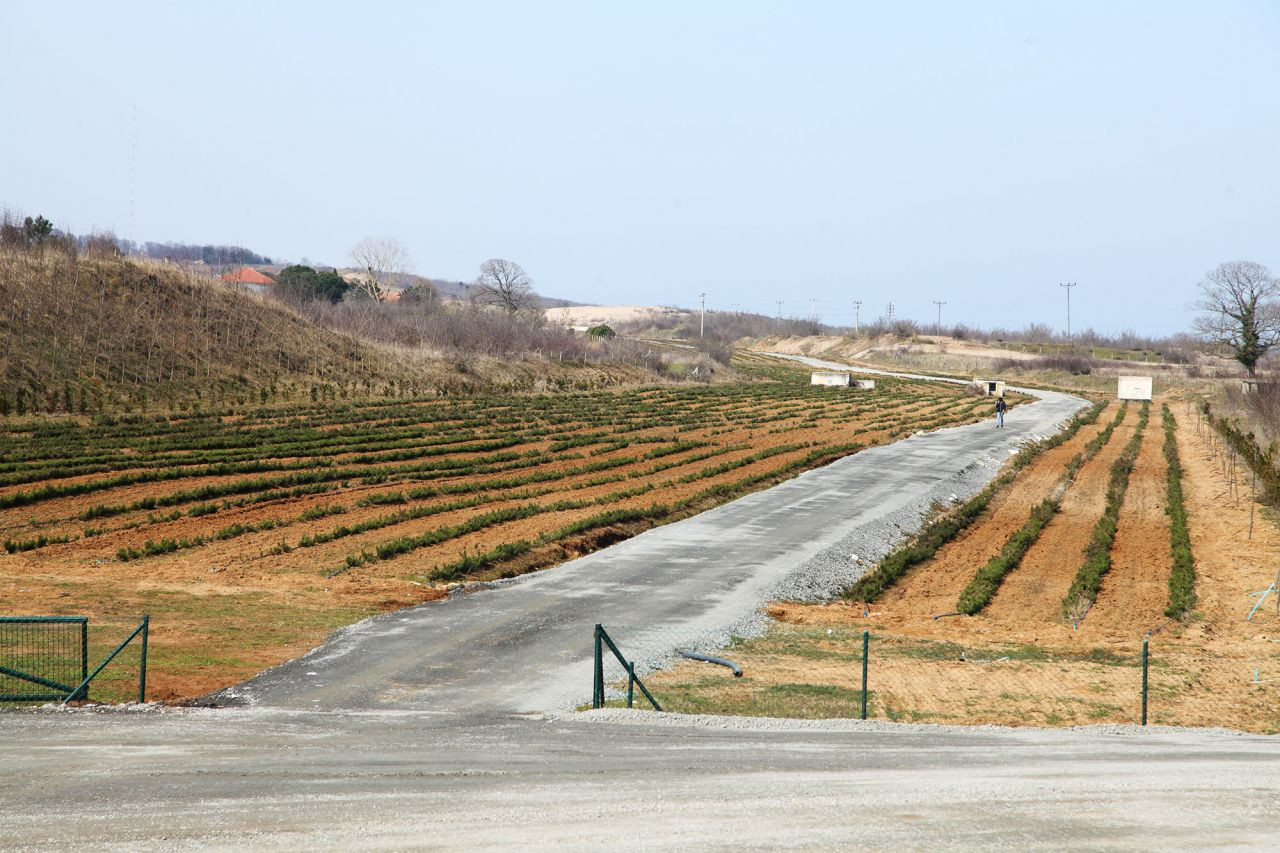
[1117,375,1153,401]
[973,379,1006,397]
[809,371,875,389]
[811,371,852,387]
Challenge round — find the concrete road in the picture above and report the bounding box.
[217,359,1085,714]
[1,708,1277,850]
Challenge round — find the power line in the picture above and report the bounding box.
[1059,282,1078,342]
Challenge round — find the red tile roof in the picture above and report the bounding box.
[220,266,275,285]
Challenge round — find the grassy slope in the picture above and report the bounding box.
[0,250,654,414]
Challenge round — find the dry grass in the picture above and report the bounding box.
[640,623,1280,731]
[0,248,675,416]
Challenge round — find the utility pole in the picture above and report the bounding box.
[853,300,862,335]
[699,292,706,338]
[887,302,894,321]
[933,300,946,336]
[776,300,783,321]
[1059,282,1077,343]
[809,298,817,322]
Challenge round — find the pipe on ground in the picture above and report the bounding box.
[678,649,743,677]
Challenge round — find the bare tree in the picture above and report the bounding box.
[472,258,535,315]
[1193,261,1280,375]
[349,237,411,302]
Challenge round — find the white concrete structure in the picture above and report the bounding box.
[1117,375,1153,401]
[810,372,877,389]
[973,379,1006,397]
[811,371,852,387]
[1240,379,1277,395]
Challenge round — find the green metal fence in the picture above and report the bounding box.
[0,615,150,705]
[0,616,89,702]
[590,623,1279,732]
[592,624,662,711]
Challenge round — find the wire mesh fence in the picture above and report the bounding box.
[593,622,1280,732]
[0,616,88,702]
[1145,639,1280,731]
[0,615,149,705]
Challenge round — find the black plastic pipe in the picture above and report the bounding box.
[678,649,742,677]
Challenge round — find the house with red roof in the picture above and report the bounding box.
[220,266,274,295]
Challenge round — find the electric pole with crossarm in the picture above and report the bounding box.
[1060,282,1077,342]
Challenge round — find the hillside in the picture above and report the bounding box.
[0,249,653,415]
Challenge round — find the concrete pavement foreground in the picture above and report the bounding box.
[216,360,1086,713]
[1,708,1278,849]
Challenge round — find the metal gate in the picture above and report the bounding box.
[0,616,89,702]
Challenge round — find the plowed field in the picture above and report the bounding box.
[0,365,997,702]
[652,397,1280,732]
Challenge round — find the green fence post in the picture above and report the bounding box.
[593,624,603,709]
[627,661,635,709]
[79,618,89,702]
[60,618,147,707]
[860,630,869,721]
[1141,638,1149,726]
[138,614,149,704]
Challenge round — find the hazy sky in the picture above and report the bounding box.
[3,1,1277,335]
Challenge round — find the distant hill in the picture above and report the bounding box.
[546,305,690,330]
[0,249,640,415]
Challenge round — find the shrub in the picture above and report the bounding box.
[1162,405,1196,617]
[956,497,1057,614]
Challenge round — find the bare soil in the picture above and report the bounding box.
[670,396,1280,732]
[978,403,1138,636]
[1077,406,1171,640]
[871,406,1112,621]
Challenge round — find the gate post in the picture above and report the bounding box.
[1141,638,1149,726]
[593,624,603,709]
[79,618,89,701]
[138,614,150,704]
[860,631,869,721]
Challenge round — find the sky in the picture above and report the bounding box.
[2,1,1277,336]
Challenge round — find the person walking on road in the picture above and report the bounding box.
[995,396,1008,428]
